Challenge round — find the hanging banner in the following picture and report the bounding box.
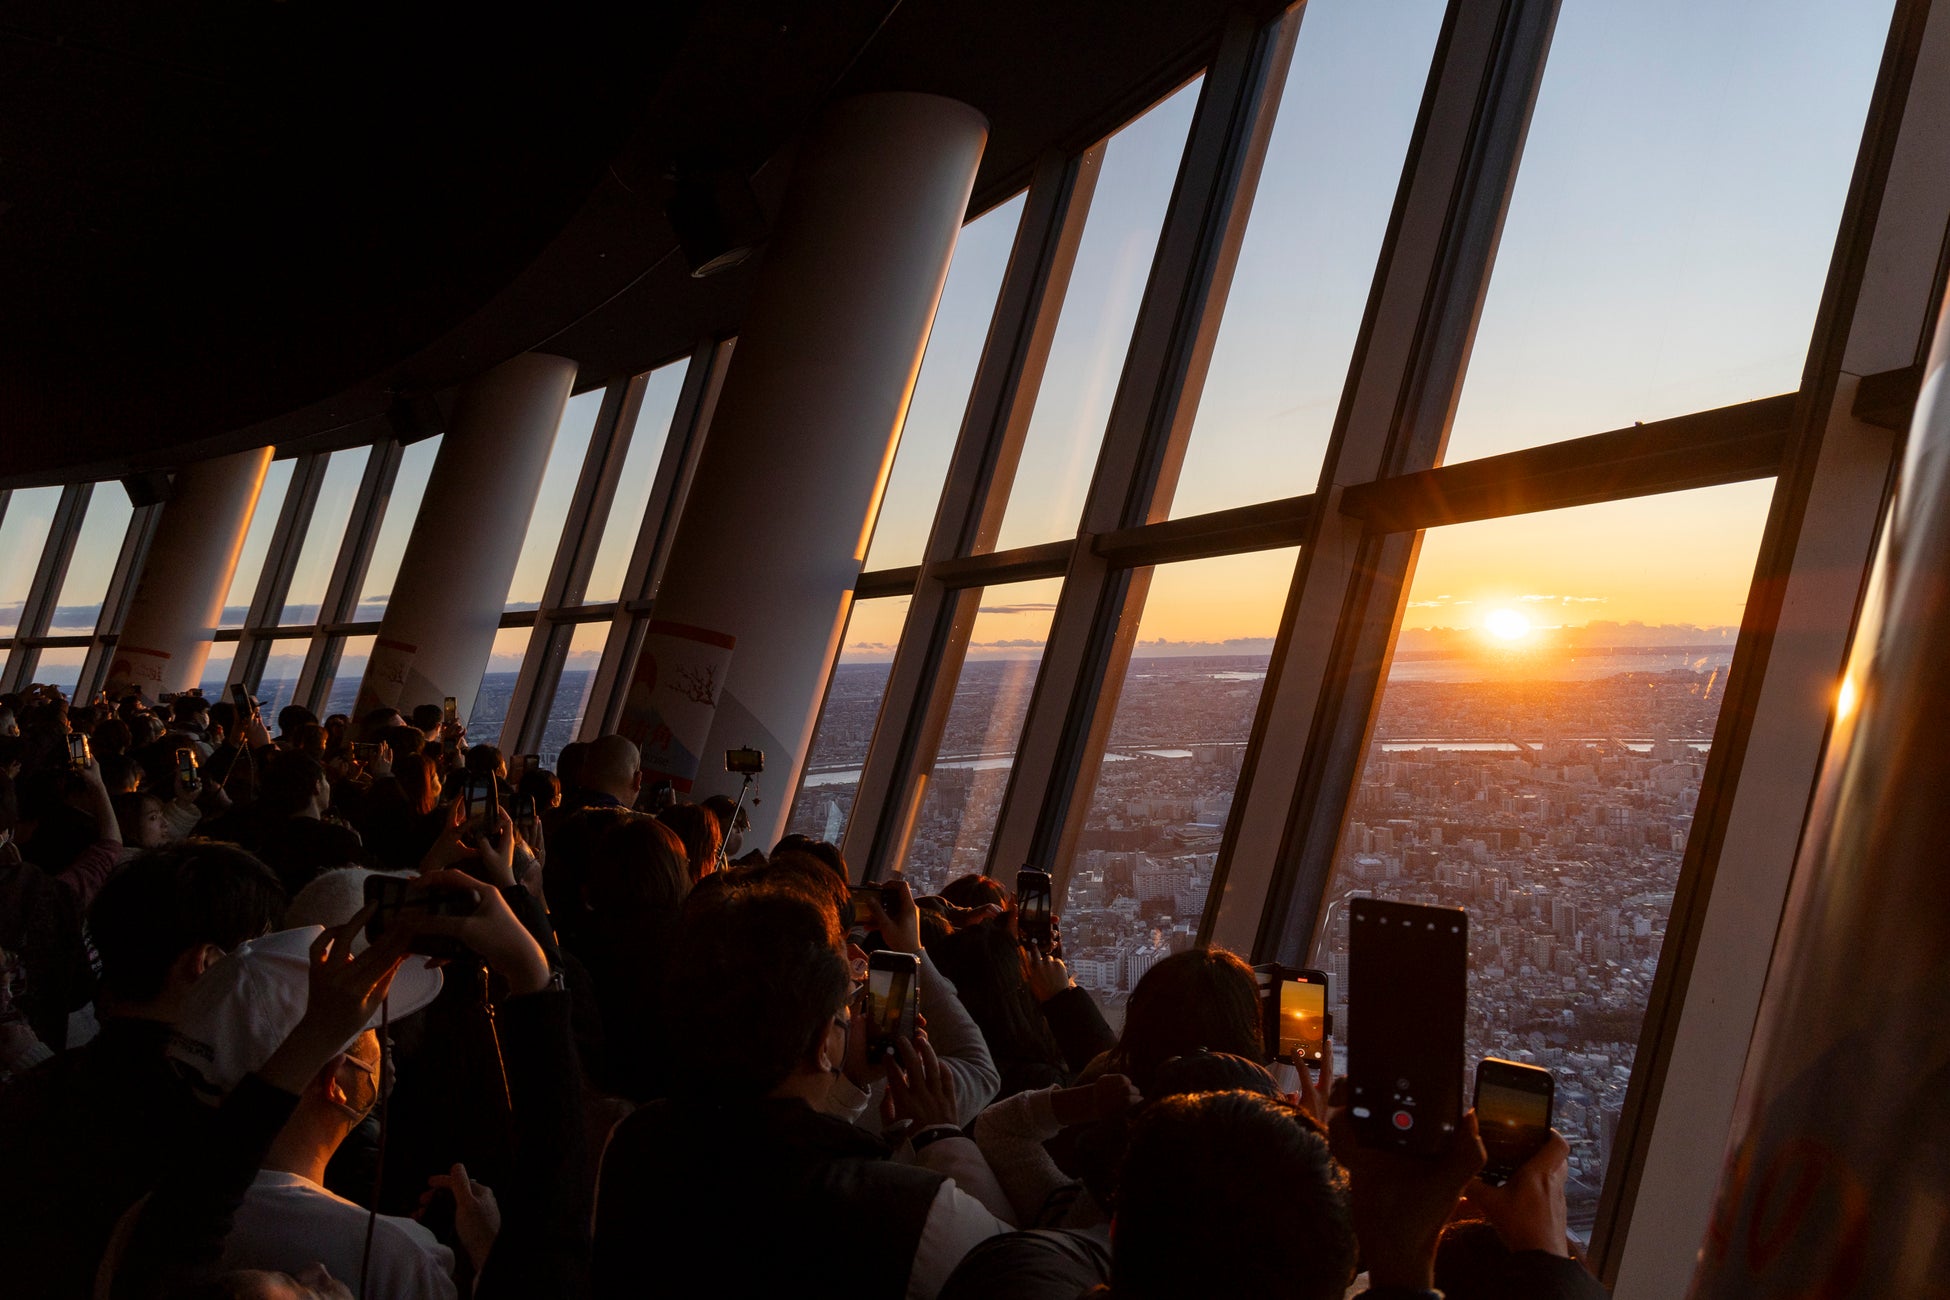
[617,621,736,790]
[105,645,172,698]
[352,636,418,721]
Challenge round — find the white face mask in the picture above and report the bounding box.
[328,1045,384,1124]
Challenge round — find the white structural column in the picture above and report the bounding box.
[632,94,986,841]
[107,446,274,697]
[355,352,576,722]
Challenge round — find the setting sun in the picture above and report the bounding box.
[1484,608,1532,641]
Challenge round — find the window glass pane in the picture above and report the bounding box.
[1062,549,1297,1026]
[898,578,1063,891]
[280,449,371,625]
[1310,480,1774,1242]
[1444,0,1891,463]
[788,596,914,842]
[470,626,535,744]
[538,622,611,766]
[255,640,311,714]
[322,635,375,719]
[51,484,133,635]
[863,194,1028,570]
[0,487,62,637]
[1170,1,1443,518]
[222,459,295,629]
[507,389,606,611]
[36,647,86,699]
[197,642,238,698]
[994,81,1202,552]
[355,438,442,621]
[585,364,688,604]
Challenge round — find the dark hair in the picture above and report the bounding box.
[658,803,723,883]
[1109,948,1263,1092]
[587,813,691,914]
[770,834,848,883]
[260,752,327,817]
[929,921,1066,1077]
[1113,1091,1356,1300]
[91,717,133,758]
[171,694,210,723]
[663,886,849,1098]
[556,741,589,791]
[940,873,1007,909]
[1434,1219,1515,1300]
[276,704,318,737]
[384,724,429,764]
[518,767,560,809]
[464,744,503,776]
[87,843,286,1002]
[1148,1050,1286,1105]
[699,793,740,838]
[208,701,237,737]
[410,703,443,732]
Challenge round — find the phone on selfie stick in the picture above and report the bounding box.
[1015,868,1053,951]
[714,747,764,873]
[865,950,920,1064]
[1475,1058,1554,1185]
[1347,898,1468,1156]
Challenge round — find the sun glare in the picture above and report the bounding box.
[1484,608,1531,642]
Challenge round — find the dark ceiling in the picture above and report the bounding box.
[0,0,1283,488]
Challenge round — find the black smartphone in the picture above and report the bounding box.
[175,747,200,786]
[522,752,540,774]
[847,884,882,929]
[726,746,765,775]
[66,732,91,771]
[1267,968,1331,1069]
[1475,1058,1554,1186]
[363,873,481,958]
[351,741,379,765]
[865,950,919,1064]
[512,793,539,841]
[461,774,499,843]
[1348,898,1468,1156]
[1016,868,1053,950]
[229,683,255,722]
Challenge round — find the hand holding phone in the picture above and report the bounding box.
[1265,967,1331,1069]
[1473,1058,1554,1186]
[1015,868,1053,951]
[364,873,482,959]
[1347,899,1468,1156]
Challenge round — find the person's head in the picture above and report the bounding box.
[276,704,318,742]
[518,766,561,811]
[941,873,1008,909]
[928,920,1065,1070]
[383,723,428,765]
[586,813,690,915]
[700,793,747,855]
[394,752,441,818]
[409,702,443,735]
[295,722,328,760]
[1112,1091,1355,1300]
[87,843,286,1019]
[464,744,506,781]
[177,1264,353,1300]
[581,734,642,805]
[95,753,143,795]
[92,716,133,758]
[209,700,238,740]
[262,752,330,819]
[1110,948,1263,1091]
[1433,1219,1514,1300]
[657,803,723,883]
[556,741,589,793]
[113,790,170,850]
[358,706,404,742]
[172,693,211,728]
[663,884,850,1100]
[770,833,849,884]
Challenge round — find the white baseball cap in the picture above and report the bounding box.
[167,925,443,1104]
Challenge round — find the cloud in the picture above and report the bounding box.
[1408,597,1472,608]
[978,603,1059,616]
[1518,593,1606,604]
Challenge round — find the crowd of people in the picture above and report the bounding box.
[0,679,1608,1298]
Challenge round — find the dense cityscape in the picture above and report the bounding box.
[794,642,1738,1236]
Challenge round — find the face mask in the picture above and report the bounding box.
[329,1047,384,1124]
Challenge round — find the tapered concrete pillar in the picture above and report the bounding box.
[354,352,576,723]
[623,94,985,843]
[107,446,274,697]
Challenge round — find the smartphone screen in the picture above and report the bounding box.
[1276,973,1329,1067]
[1476,1059,1553,1185]
[442,696,458,727]
[866,953,919,1063]
[848,886,880,928]
[512,793,538,839]
[66,733,90,770]
[176,748,199,784]
[1348,898,1468,1155]
[1016,868,1053,949]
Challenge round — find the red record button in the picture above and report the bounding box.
[1391,1110,1414,1131]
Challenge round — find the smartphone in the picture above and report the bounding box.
[364,874,481,959]
[442,696,458,728]
[726,746,765,775]
[847,884,882,929]
[1348,898,1468,1156]
[351,741,379,765]
[175,747,200,786]
[1016,868,1053,950]
[512,793,539,841]
[66,732,91,771]
[522,752,540,774]
[1266,968,1331,1069]
[1475,1058,1554,1186]
[865,950,920,1064]
[460,775,499,842]
[229,683,256,722]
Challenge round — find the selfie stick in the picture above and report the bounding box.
[715,772,754,874]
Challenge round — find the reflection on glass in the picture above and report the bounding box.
[323,635,376,719]
[507,388,606,610]
[51,484,134,635]
[863,195,1028,570]
[223,460,295,629]
[585,364,687,604]
[356,439,442,621]
[1444,0,1891,462]
[898,579,1063,891]
[0,487,62,637]
[788,597,914,842]
[197,642,238,699]
[1060,549,1297,1027]
[255,640,311,715]
[1171,1,1442,518]
[469,626,536,743]
[538,622,612,765]
[994,81,1202,552]
[1309,481,1774,1242]
[281,449,371,625]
